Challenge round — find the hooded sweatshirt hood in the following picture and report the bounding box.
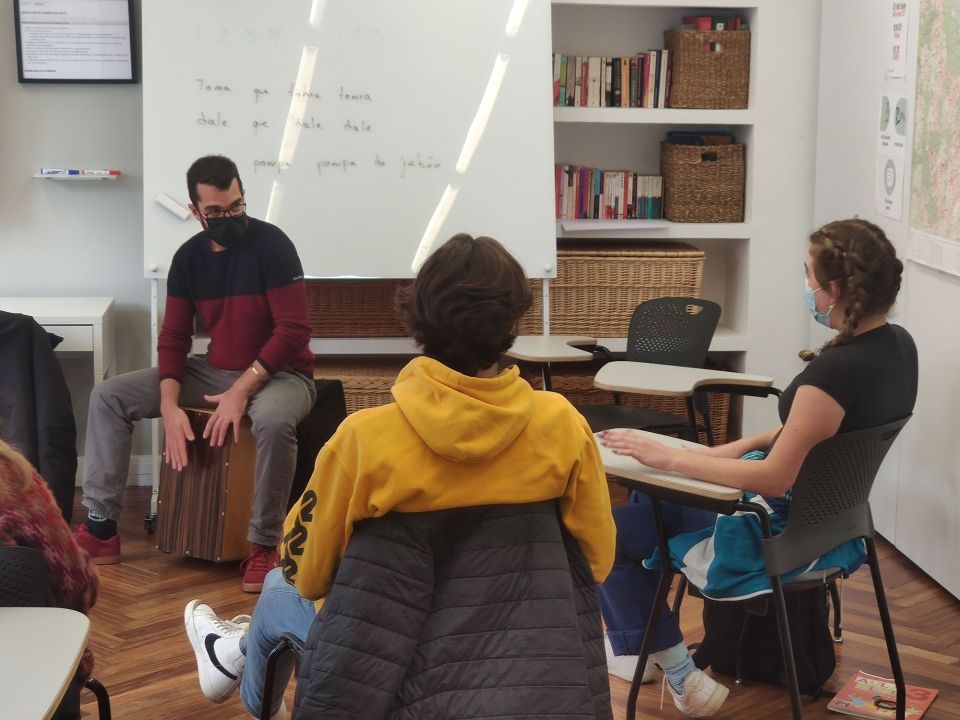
[391,356,533,464]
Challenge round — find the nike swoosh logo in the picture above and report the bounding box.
[204,633,238,680]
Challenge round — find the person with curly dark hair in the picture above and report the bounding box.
[182,233,616,718]
[597,218,918,717]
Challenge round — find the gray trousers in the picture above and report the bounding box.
[82,357,316,546]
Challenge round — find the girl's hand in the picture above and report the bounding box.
[598,429,678,471]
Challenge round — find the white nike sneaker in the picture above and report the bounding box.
[667,669,729,718]
[184,599,248,703]
[604,636,656,683]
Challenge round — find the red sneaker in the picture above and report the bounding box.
[73,524,121,565]
[241,544,278,593]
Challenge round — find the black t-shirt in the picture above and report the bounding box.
[778,324,918,433]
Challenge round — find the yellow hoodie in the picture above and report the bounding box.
[281,356,615,603]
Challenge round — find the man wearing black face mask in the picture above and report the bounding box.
[75,155,316,594]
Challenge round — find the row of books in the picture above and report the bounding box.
[680,14,749,31]
[552,51,670,109]
[555,165,663,220]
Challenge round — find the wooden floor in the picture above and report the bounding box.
[78,488,960,719]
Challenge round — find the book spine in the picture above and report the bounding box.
[629,56,639,107]
[573,56,582,107]
[587,56,601,108]
[593,169,601,219]
[604,58,613,107]
[610,58,621,107]
[659,49,670,109]
[565,57,575,106]
[555,54,567,105]
[620,57,630,108]
[553,54,561,106]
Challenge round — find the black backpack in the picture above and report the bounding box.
[692,585,837,698]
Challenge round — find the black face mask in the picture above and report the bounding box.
[206,215,249,249]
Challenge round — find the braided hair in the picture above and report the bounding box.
[800,219,903,361]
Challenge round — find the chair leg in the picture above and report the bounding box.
[684,397,700,444]
[84,678,112,720]
[865,538,906,720]
[260,636,301,720]
[827,580,843,643]
[770,575,804,720]
[735,612,750,685]
[626,498,675,720]
[671,575,687,618]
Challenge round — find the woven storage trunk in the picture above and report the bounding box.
[306,278,543,337]
[523,363,730,446]
[661,142,745,223]
[314,358,405,414]
[551,243,704,336]
[665,30,750,109]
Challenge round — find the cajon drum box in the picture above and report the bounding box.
[156,408,256,562]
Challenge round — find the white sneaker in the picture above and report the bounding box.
[604,636,656,683]
[667,669,729,718]
[184,599,247,703]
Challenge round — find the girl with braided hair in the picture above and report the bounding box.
[598,218,918,717]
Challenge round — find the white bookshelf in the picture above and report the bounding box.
[551,2,756,368]
[549,0,825,439]
[554,107,756,124]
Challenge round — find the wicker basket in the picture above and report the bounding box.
[521,362,730,446]
[306,278,543,337]
[661,142,745,223]
[551,243,704,336]
[665,30,750,109]
[314,358,404,414]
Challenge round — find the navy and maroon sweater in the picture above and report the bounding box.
[158,218,314,381]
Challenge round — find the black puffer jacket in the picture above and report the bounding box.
[293,500,612,719]
[0,311,77,521]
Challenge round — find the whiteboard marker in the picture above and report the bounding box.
[155,192,191,220]
[81,169,122,176]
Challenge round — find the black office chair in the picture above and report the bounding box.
[631,417,912,720]
[0,546,112,720]
[576,297,722,443]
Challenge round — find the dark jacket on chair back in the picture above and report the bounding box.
[0,312,77,522]
[293,500,612,719]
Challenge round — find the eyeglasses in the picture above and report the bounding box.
[201,201,246,220]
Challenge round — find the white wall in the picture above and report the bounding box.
[0,1,151,458]
[740,0,823,434]
[815,0,959,597]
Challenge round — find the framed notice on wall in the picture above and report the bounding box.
[14,0,137,83]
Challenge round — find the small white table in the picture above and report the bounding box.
[594,361,773,398]
[594,361,775,444]
[0,297,116,385]
[598,430,744,503]
[0,607,90,720]
[504,335,596,390]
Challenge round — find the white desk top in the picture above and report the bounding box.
[504,335,597,363]
[597,429,743,502]
[0,607,90,720]
[595,361,773,398]
[0,296,114,324]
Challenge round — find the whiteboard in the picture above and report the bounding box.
[142,0,556,279]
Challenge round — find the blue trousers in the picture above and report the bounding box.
[239,568,317,717]
[600,491,716,656]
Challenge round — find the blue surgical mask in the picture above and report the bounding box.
[804,283,833,327]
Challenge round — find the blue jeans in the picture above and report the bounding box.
[600,491,716,656]
[239,568,317,717]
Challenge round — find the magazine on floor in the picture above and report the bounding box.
[827,670,937,719]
